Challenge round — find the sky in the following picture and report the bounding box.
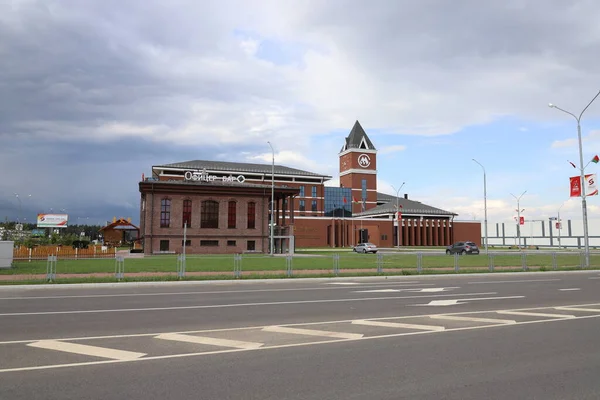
[2,0,600,227]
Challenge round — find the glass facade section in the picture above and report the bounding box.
[324,187,352,217]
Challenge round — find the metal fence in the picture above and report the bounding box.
[1,250,598,283]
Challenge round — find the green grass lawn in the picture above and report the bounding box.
[4,252,599,275]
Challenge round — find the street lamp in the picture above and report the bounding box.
[472,159,488,254]
[549,90,600,268]
[14,193,32,223]
[510,190,527,248]
[267,141,275,256]
[391,182,405,249]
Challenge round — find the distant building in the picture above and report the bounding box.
[138,121,480,254]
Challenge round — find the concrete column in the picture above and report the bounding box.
[433,219,439,246]
[445,220,451,246]
[415,219,421,246]
[426,220,432,246]
[410,219,415,246]
[439,220,445,246]
[402,220,408,246]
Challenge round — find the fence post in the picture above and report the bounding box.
[416,252,423,274]
[552,252,558,271]
[454,252,459,272]
[233,254,242,278]
[376,253,384,274]
[115,255,125,280]
[488,253,495,272]
[521,252,528,271]
[28,248,32,263]
[177,254,187,278]
[46,255,57,282]
[286,254,293,277]
[333,254,340,276]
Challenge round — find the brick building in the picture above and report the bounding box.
[138,121,481,254]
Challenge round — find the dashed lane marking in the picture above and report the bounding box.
[555,307,600,312]
[559,288,581,291]
[351,320,445,331]
[468,279,561,284]
[27,340,146,360]
[155,333,263,349]
[262,326,363,340]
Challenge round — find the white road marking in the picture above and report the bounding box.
[27,340,146,360]
[554,307,600,312]
[354,289,400,293]
[496,311,575,319]
[415,295,525,306]
[559,288,581,291]
[155,333,263,349]
[0,292,499,317]
[262,326,363,339]
[430,315,516,324]
[420,300,463,306]
[413,288,452,292]
[468,279,561,284]
[351,319,445,331]
[0,283,433,301]
[6,310,600,374]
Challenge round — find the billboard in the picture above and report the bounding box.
[37,214,69,228]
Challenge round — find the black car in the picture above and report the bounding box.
[446,241,479,255]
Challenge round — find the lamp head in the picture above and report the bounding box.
[548,103,555,108]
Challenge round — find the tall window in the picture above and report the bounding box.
[299,186,305,197]
[361,179,367,201]
[299,200,305,212]
[311,200,317,212]
[312,186,317,197]
[201,200,219,229]
[228,200,236,229]
[160,198,171,228]
[182,199,192,227]
[247,202,256,229]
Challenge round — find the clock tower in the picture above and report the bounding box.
[339,120,377,214]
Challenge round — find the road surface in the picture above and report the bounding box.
[1,271,600,399]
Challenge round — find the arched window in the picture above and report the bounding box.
[247,202,256,229]
[160,198,171,228]
[182,199,192,227]
[201,200,219,229]
[228,200,236,229]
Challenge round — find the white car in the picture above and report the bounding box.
[353,243,378,254]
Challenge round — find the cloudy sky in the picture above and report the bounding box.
[2,0,600,227]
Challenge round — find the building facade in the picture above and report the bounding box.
[138,121,481,254]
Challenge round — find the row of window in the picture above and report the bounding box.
[160,199,256,229]
[298,200,318,212]
[160,240,256,251]
[298,186,318,198]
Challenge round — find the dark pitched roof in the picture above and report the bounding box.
[353,192,457,217]
[340,120,376,152]
[154,160,331,179]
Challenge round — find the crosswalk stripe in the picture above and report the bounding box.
[262,326,363,339]
[27,340,146,360]
[430,315,516,324]
[351,320,445,331]
[554,307,600,313]
[155,333,263,349]
[497,311,575,319]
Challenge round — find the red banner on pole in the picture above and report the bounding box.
[570,176,581,197]
[519,216,524,225]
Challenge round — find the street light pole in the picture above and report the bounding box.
[549,90,600,268]
[14,193,32,223]
[510,190,527,248]
[472,159,488,254]
[391,183,405,249]
[557,202,565,249]
[267,141,275,256]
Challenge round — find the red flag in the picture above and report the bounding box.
[343,197,347,204]
[592,155,600,164]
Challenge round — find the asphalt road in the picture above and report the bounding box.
[1,271,600,399]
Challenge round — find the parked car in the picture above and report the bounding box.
[446,241,479,255]
[353,242,378,254]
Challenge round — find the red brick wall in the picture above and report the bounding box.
[142,192,269,254]
[452,221,482,247]
[294,217,394,248]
